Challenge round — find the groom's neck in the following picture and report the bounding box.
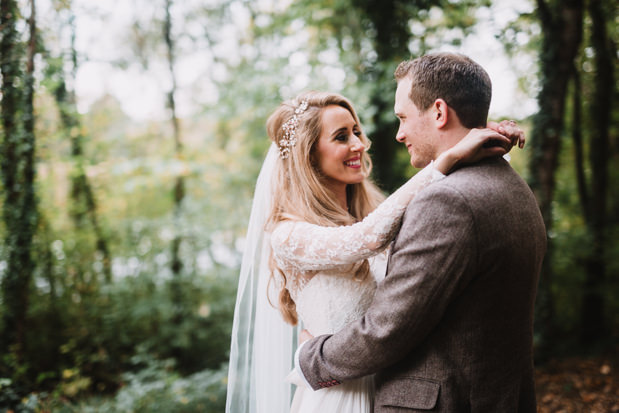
[434,124,471,158]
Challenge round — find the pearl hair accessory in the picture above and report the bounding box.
[279,99,309,159]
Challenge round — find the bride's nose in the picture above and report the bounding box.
[350,135,365,152]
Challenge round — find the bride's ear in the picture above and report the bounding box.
[432,99,449,129]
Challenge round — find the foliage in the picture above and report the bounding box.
[88,362,228,413]
[1,358,228,412]
[2,248,237,380]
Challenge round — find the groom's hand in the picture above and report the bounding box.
[299,329,314,345]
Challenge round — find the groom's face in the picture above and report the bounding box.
[394,77,436,168]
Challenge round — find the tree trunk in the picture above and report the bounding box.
[164,0,185,331]
[580,0,613,346]
[0,0,38,366]
[529,0,583,359]
[50,14,112,283]
[164,0,184,273]
[350,0,419,191]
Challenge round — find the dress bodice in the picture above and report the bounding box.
[293,254,387,335]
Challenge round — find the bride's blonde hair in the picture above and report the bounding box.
[265,91,384,325]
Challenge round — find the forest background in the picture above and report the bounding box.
[0,0,617,411]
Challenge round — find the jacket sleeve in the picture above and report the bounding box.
[298,182,478,389]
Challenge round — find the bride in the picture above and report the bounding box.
[225,91,521,413]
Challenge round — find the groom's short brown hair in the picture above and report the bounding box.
[394,53,491,128]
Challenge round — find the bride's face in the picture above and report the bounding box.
[314,105,366,194]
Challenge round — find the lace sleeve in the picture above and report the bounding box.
[270,162,445,272]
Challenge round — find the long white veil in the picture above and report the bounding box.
[226,143,298,413]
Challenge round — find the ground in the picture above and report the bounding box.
[535,355,619,413]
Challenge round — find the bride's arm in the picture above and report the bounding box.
[271,128,513,273]
[270,161,444,273]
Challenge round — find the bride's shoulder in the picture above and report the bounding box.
[270,220,306,246]
[271,219,300,234]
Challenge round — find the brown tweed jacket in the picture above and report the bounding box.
[299,158,547,412]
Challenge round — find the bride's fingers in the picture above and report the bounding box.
[478,130,511,148]
[487,120,525,148]
[487,121,515,140]
[458,128,510,160]
[500,120,522,147]
[469,127,504,143]
[496,119,526,149]
[486,121,500,132]
[517,130,526,148]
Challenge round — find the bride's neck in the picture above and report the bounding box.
[323,180,348,211]
[333,186,349,212]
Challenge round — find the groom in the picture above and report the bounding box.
[296,53,547,411]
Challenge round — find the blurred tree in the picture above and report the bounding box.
[45,6,112,284]
[163,0,190,363]
[0,0,38,377]
[346,0,417,190]
[501,0,618,355]
[573,0,614,346]
[527,0,584,358]
[164,0,183,275]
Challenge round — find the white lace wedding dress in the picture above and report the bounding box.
[269,163,444,413]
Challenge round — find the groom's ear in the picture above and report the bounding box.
[431,99,449,129]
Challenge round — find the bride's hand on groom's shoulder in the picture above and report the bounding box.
[436,120,526,174]
[436,128,513,173]
[488,120,526,149]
